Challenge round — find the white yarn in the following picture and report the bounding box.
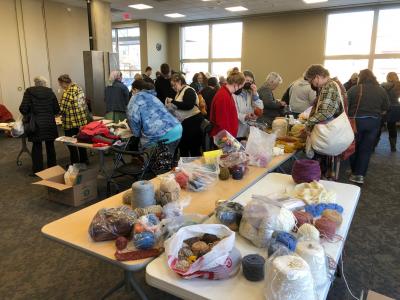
[296,241,328,288]
[290,181,336,205]
[265,255,316,300]
[276,208,296,232]
[297,224,320,242]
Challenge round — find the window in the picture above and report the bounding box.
[180,22,243,83]
[112,27,141,87]
[324,8,400,84]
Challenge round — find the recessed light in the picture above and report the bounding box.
[129,4,153,10]
[225,6,248,12]
[164,13,185,18]
[303,0,328,4]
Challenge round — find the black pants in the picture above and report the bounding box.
[350,117,380,176]
[387,121,397,139]
[179,113,203,157]
[64,128,88,164]
[31,140,57,173]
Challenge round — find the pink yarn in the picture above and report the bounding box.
[291,159,321,184]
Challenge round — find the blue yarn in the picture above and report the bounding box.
[305,203,344,217]
[275,232,297,252]
[146,213,160,226]
[133,231,155,250]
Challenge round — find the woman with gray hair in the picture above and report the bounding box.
[19,76,60,174]
[257,72,286,125]
[105,70,130,122]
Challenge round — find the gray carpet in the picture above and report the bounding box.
[0,131,399,300]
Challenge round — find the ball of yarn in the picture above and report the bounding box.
[291,159,321,184]
[131,181,156,208]
[322,209,343,226]
[297,223,320,241]
[216,202,244,231]
[275,231,297,251]
[242,254,265,282]
[232,167,244,180]
[175,171,189,189]
[191,241,210,257]
[133,231,155,250]
[315,217,337,239]
[265,255,316,300]
[115,236,128,250]
[276,208,297,232]
[296,241,328,288]
[219,167,230,180]
[305,203,344,217]
[272,117,288,138]
[293,211,313,231]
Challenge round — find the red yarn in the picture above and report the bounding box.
[291,159,321,184]
[315,217,337,239]
[293,211,313,232]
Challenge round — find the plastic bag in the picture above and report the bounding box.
[159,214,207,239]
[64,164,81,186]
[215,201,244,231]
[88,206,137,242]
[265,248,317,300]
[165,224,241,280]
[11,119,24,137]
[213,130,245,153]
[156,174,181,206]
[218,152,249,169]
[175,158,219,192]
[245,127,276,167]
[162,197,191,219]
[239,199,296,248]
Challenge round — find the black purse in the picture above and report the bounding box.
[23,98,36,135]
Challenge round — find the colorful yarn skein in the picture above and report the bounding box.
[315,217,337,239]
[305,203,344,217]
[293,211,313,231]
[133,231,155,250]
[291,159,321,184]
[322,209,343,226]
[242,254,266,282]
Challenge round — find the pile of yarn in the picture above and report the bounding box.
[305,203,343,217]
[242,254,265,282]
[268,231,297,256]
[155,175,181,206]
[215,201,244,231]
[315,217,337,239]
[131,181,156,208]
[291,159,321,184]
[322,209,343,226]
[297,223,320,242]
[293,211,313,231]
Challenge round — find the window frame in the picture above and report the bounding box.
[179,20,243,77]
[324,5,400,80]
[112,25,141,75]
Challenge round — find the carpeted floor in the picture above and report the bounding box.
[0,130,399,300]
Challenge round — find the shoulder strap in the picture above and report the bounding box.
[353,84,362,118]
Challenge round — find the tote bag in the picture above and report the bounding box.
[310,82,354,156]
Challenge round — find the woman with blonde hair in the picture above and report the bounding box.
[105,70,129,122]
[210,69,245,138]
[258,72,286,125]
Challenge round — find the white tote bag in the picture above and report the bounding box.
[310,82,354,156]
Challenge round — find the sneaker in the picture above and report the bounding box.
[349,175,364,184]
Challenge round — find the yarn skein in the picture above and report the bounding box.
[293,211,313,232]
[131,181,156,208]
[275,231,297,252]
[296,240,328,288]
[315,217,337,239]
[133,231,155,250]
[291,159,321,184]
[276,208,297,232]
[322,209,343,226]
[242,254,265,282]
[297,223,320,242]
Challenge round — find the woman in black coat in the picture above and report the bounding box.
[19,76,60,173]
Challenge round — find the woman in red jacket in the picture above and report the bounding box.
[210,70,245,137]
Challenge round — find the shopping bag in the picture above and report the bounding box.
[245,127,276,167]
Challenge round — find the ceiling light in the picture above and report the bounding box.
[129,4,153,10]
[164,13,186,18]
[225,6,248,12]
[302,0,328,4]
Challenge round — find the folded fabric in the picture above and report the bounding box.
[81,121,109,136]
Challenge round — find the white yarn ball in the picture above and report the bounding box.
[296,241,328,288]
[276,208,296,232]
[297,224,320,242]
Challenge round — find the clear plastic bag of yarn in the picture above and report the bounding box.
[162,197,191,219]
[155,174,181,206]
[218,151,249,169]
[238,198,296,248]
[159,213,208,239]
[265,248,317,300]
[213,129,245,153]
[245,127,276,167]
[295,238,330,289]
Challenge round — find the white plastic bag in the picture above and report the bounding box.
[64,165,80,186]
[165,224,241,280]
[11,119,24,137]
[245,127,276,167]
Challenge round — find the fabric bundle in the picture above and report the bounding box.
[77,121,120,145]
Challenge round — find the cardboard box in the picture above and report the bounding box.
[34,166,98,207]
[367,291,394,300]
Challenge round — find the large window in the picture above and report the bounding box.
[112,27,141,86]
[180,22,242,82]
[324,8,400,83]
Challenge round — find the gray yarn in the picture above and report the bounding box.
[242,254,265,282]
[131,181,156,208]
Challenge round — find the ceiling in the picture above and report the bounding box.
[53,0,400,23]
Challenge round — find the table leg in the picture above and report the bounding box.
[101,271,148,300]
[17,136,31,166]
[101,279,125,300]
[126,271,149,300]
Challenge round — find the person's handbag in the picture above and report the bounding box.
[341,85,362,160]
[22,97,37,136]
[200,118,213,135]
[310,82,354,156]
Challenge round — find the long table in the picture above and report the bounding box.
[41,153,296,299]
[146,173,361,300]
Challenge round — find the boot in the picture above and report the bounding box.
[389,137,397,152]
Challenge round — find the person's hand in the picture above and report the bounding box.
[245,112,257,121]
[165,97,173,104]
[250,83,257,94]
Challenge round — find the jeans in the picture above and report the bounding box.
[31,140,57,173]
[64,128,88,164]
[350,117,380,176]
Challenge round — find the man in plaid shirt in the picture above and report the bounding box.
[58,74,89,164]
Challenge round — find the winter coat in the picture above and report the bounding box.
[105,80,130,113]
[19,86,60,142]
